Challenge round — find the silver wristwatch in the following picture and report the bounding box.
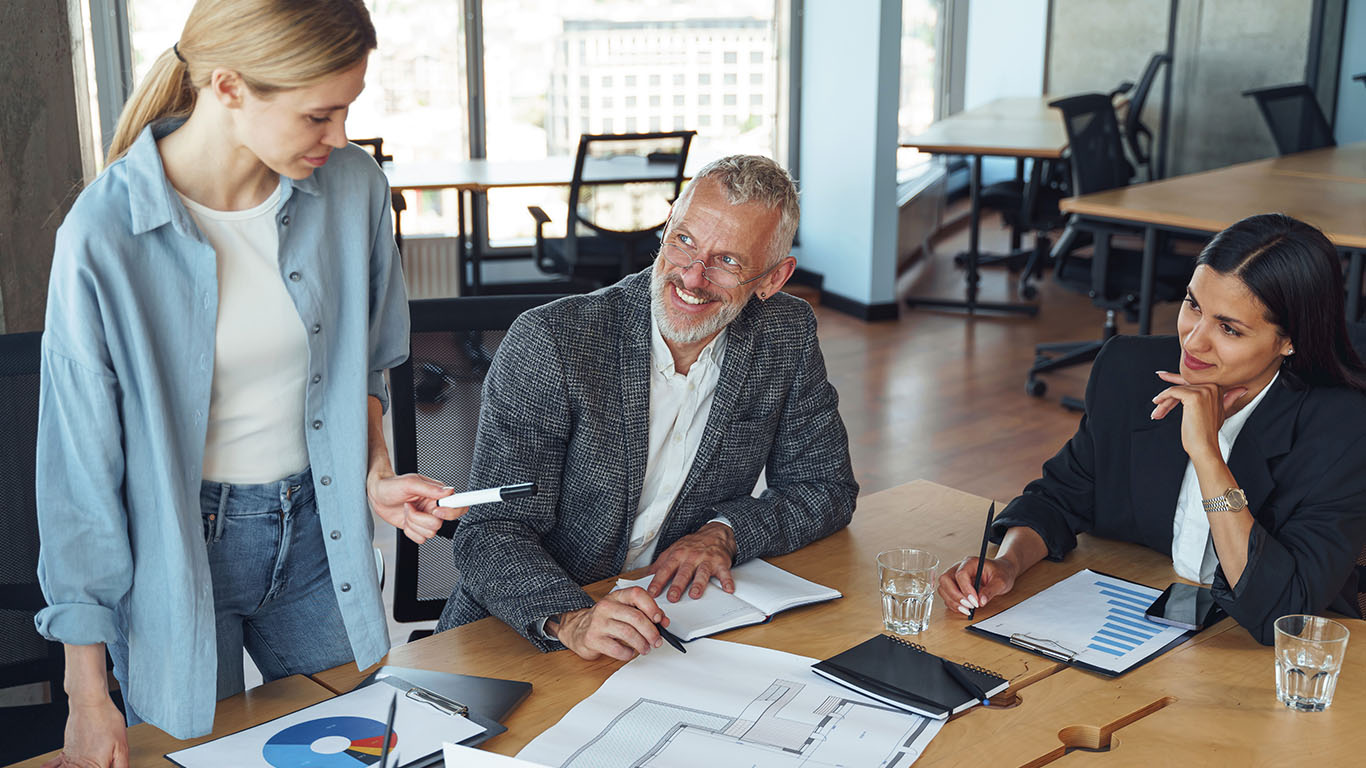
[1202,487,1248,514]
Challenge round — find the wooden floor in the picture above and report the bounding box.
[357,205,1182,648]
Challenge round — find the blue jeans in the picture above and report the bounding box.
[111,466,354,724]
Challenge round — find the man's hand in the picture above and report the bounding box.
[552,587,667,661]
[646,521,737,603]
[366,469,464,544]
[44,694,128,768]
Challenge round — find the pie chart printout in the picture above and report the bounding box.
[262,716,397,768]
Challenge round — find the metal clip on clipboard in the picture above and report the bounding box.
[1009,633,1078,663]
[380,674,471,717]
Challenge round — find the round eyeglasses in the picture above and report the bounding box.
[657,242,780,289]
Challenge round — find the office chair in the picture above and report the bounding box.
[528,131,695,291]
[1242,84,1336,156]
[1112,52,1170,181]
[389,294,566,641]
[0,332,68,764]
[352,137,408,253]
[1027,94,1195,409]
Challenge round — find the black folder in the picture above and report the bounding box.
[811,634,1008,720]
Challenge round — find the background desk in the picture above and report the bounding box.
[900,97,1068,316]
[384,156,697,294]
[1061,144,1366,330]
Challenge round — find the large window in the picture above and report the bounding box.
[121,0,788,247]
[897,0,945,181]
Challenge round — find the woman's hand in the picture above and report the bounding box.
[1151,371,1247,463]
[938,556,1019,617]
[366,470,465,543]
[43,695,128,768]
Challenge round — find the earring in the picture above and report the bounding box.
[758,292,767,300]
[1287,347,1295,356]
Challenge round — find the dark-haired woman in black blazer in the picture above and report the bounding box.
[941,213,1366,644]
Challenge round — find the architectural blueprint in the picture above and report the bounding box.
[516,639,943,768]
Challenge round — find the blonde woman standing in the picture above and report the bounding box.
[35,1,461,762]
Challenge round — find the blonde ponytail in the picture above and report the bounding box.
[107,49,196,162]
[105,0,376,163]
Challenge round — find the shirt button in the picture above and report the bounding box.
[312,323,321,334]
[330,530,341,540]
[340,582,351,593]
[289,271,301,282]
[311,374,322,384]
[672,433,683,444]
[202,293,211,309]
[194,409,203,423]
[320,476,332,486]
[281,215,291,226]
[312,419,323,430]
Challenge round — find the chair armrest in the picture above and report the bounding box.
[1109,81,1134,99]
[527,205,552,226]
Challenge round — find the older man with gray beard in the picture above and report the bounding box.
[436,155,857,661]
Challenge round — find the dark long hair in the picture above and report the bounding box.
[1197,213,1366,391]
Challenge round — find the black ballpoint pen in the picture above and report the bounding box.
[969,502,995,620]
[656,622,687,654]
[942,657,990,706]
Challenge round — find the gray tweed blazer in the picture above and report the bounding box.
[436,268,858,650]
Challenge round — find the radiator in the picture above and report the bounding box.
[400,236,462,299]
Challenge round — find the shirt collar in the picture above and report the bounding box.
[649,312,727,377]
[1220,369,1279,440]
[123,118,316,238]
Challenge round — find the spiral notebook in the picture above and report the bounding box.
[811,635,1009,720]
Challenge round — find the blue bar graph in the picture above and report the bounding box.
[1086,580,1162,656]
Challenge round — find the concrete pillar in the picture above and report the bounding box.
[795,0,901,320]
[0,0,94,333]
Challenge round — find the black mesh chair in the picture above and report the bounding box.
[352,137,408,253]
[389,294,566,641]
[1242,84,1336,156]
[0,331,67,764]
[528,131,694,291]
[1027,94,1195,409]
[1112,52,1170,181]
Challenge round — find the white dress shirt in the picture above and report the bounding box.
[624,317,729,570]
[1170,371,1278,583]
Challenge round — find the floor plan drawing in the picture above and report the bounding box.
[518,639,944,768]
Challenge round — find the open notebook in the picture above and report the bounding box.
[614,558,841,641]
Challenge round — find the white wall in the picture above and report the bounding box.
[963,0,1048,108]
[796,0,902,308]
[1335,0,1366,145]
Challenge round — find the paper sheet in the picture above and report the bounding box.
[444,742,549,767]
[516,638,943,768]
[167,678,484,768]
[969,568,1189,674]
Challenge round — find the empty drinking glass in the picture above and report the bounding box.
[1274,614,1350,712]
[877,549,939,635]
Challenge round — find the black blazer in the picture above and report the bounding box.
[994,335,1366,644]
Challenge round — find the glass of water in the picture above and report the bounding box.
[1274,614,1350,712]
[877,549,939,635]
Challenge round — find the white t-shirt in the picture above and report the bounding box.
[180,184,310,484]
[1170,371,1279,584]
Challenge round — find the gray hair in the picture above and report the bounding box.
[680,155,800,265]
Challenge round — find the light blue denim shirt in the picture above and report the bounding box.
[34,120,409,738]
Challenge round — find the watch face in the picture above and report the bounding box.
[1227,488,1248,510]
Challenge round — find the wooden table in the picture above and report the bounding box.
[384,156,696,294]
[11,675,334,768]
[1061,143,1366,329]
[23,480,1363,766]
[900,97,1068,316]
[308,479,1366,765]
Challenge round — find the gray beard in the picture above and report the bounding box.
[650,266,745,345]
